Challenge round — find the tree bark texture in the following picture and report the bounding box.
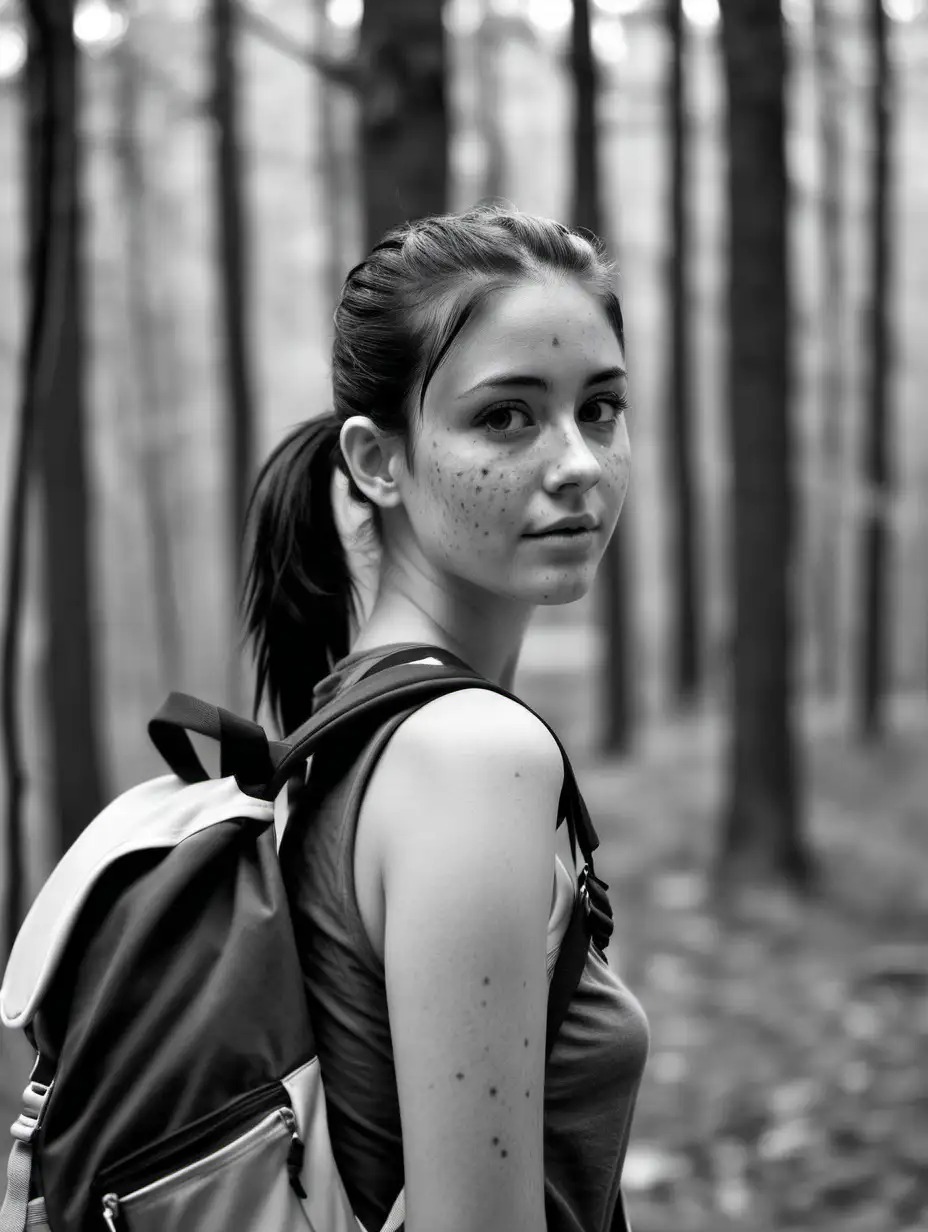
[359,0,448,249]
[210,0,256,598]
[718,0,810,884]
[858,0,892,738]
[570,0,632,754]
[26,0,106,858]
[665,0,700,702]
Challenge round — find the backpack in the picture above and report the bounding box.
[0,645,615,1232]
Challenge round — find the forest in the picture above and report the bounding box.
[1,0,927,1228]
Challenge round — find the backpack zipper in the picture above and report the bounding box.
[100,1107,304,1227]
[101,1193,122,1232]
[97,1081,294,1199]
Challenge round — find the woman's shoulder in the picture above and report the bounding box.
[389,685,563,777]
[360,685,564,870]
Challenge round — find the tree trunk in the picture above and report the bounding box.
[570,0,632,754]
[810,0,845,698]
[475,5,505,203]
[209,0,256,597]
[114,38,183,691]
[26,0,106,857]
[1,18,47,940]
[312,0,349,313]
[358,0,448,249]
[858,0,891,739]
[717,0,811,886]
[665,0,700,703]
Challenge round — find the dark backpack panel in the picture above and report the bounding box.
[35,819,313,1231]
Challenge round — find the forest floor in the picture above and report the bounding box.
[578,700,928,1232]
[0,696,926,1232]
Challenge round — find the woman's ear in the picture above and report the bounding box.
[339,417,405,510]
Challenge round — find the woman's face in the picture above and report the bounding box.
[387,276,631,607]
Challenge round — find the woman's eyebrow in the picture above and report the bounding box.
[457,366,627,399]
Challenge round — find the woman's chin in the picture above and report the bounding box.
[525,571,595,606]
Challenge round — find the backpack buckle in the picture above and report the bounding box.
[577,866,614,954]
[10,1080,52,1145]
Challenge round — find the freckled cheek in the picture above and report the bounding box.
[480,474,524,537]
[602,445,630,487]
[423,462,522,545]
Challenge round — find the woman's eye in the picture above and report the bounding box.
[581,393,628,424]
[479,405,532,436]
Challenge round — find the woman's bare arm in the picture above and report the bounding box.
[371,688,562,1232]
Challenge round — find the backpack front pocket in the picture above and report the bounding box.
[98,1101,311,1232]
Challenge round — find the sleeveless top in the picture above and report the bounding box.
[281,644,650,1232]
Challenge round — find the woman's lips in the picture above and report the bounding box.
[523,527,595,546]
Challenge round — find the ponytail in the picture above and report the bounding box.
[240,413,360,736]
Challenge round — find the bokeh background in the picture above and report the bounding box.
[1,1,927,1228]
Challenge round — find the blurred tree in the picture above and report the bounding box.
[570,0,632,754]
[475,1,504,203]
[718,0,810,885]
[811,0,846,697]
[664,0,701,704]
[3,1,107,877]
[359,0,448,248]
[235,1,361,310]
[858,0,892,739]
[113,36,182,690]
[311,0,350,313]
[210,0,256,607]
[2,28,37,940]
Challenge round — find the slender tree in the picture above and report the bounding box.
[114,37,183,690]
[475,1,505,203]
[858,0,892,738]
[358,0,448,249]
[718,0,811,884]
[12,1,107,868]
[664,0,700,703]
[810,0,846,697]
[1,3,51,940]
[209,0,256,595]
[312,0,350,313]
[570,0,632,753]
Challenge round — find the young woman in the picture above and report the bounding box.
[242,206,649,1232]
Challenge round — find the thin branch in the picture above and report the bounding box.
[234,1,358,90]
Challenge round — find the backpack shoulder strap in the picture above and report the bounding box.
[271,649,601,865]
[0,1055,54,1232]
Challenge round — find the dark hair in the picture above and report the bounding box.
[241,204,624,734]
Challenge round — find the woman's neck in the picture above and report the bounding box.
[351,601,529,691]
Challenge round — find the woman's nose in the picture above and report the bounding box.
[543,421,603,493]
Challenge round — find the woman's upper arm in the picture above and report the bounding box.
[377,688,563,1232]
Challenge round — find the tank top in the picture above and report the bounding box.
[281,644,650,1232]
